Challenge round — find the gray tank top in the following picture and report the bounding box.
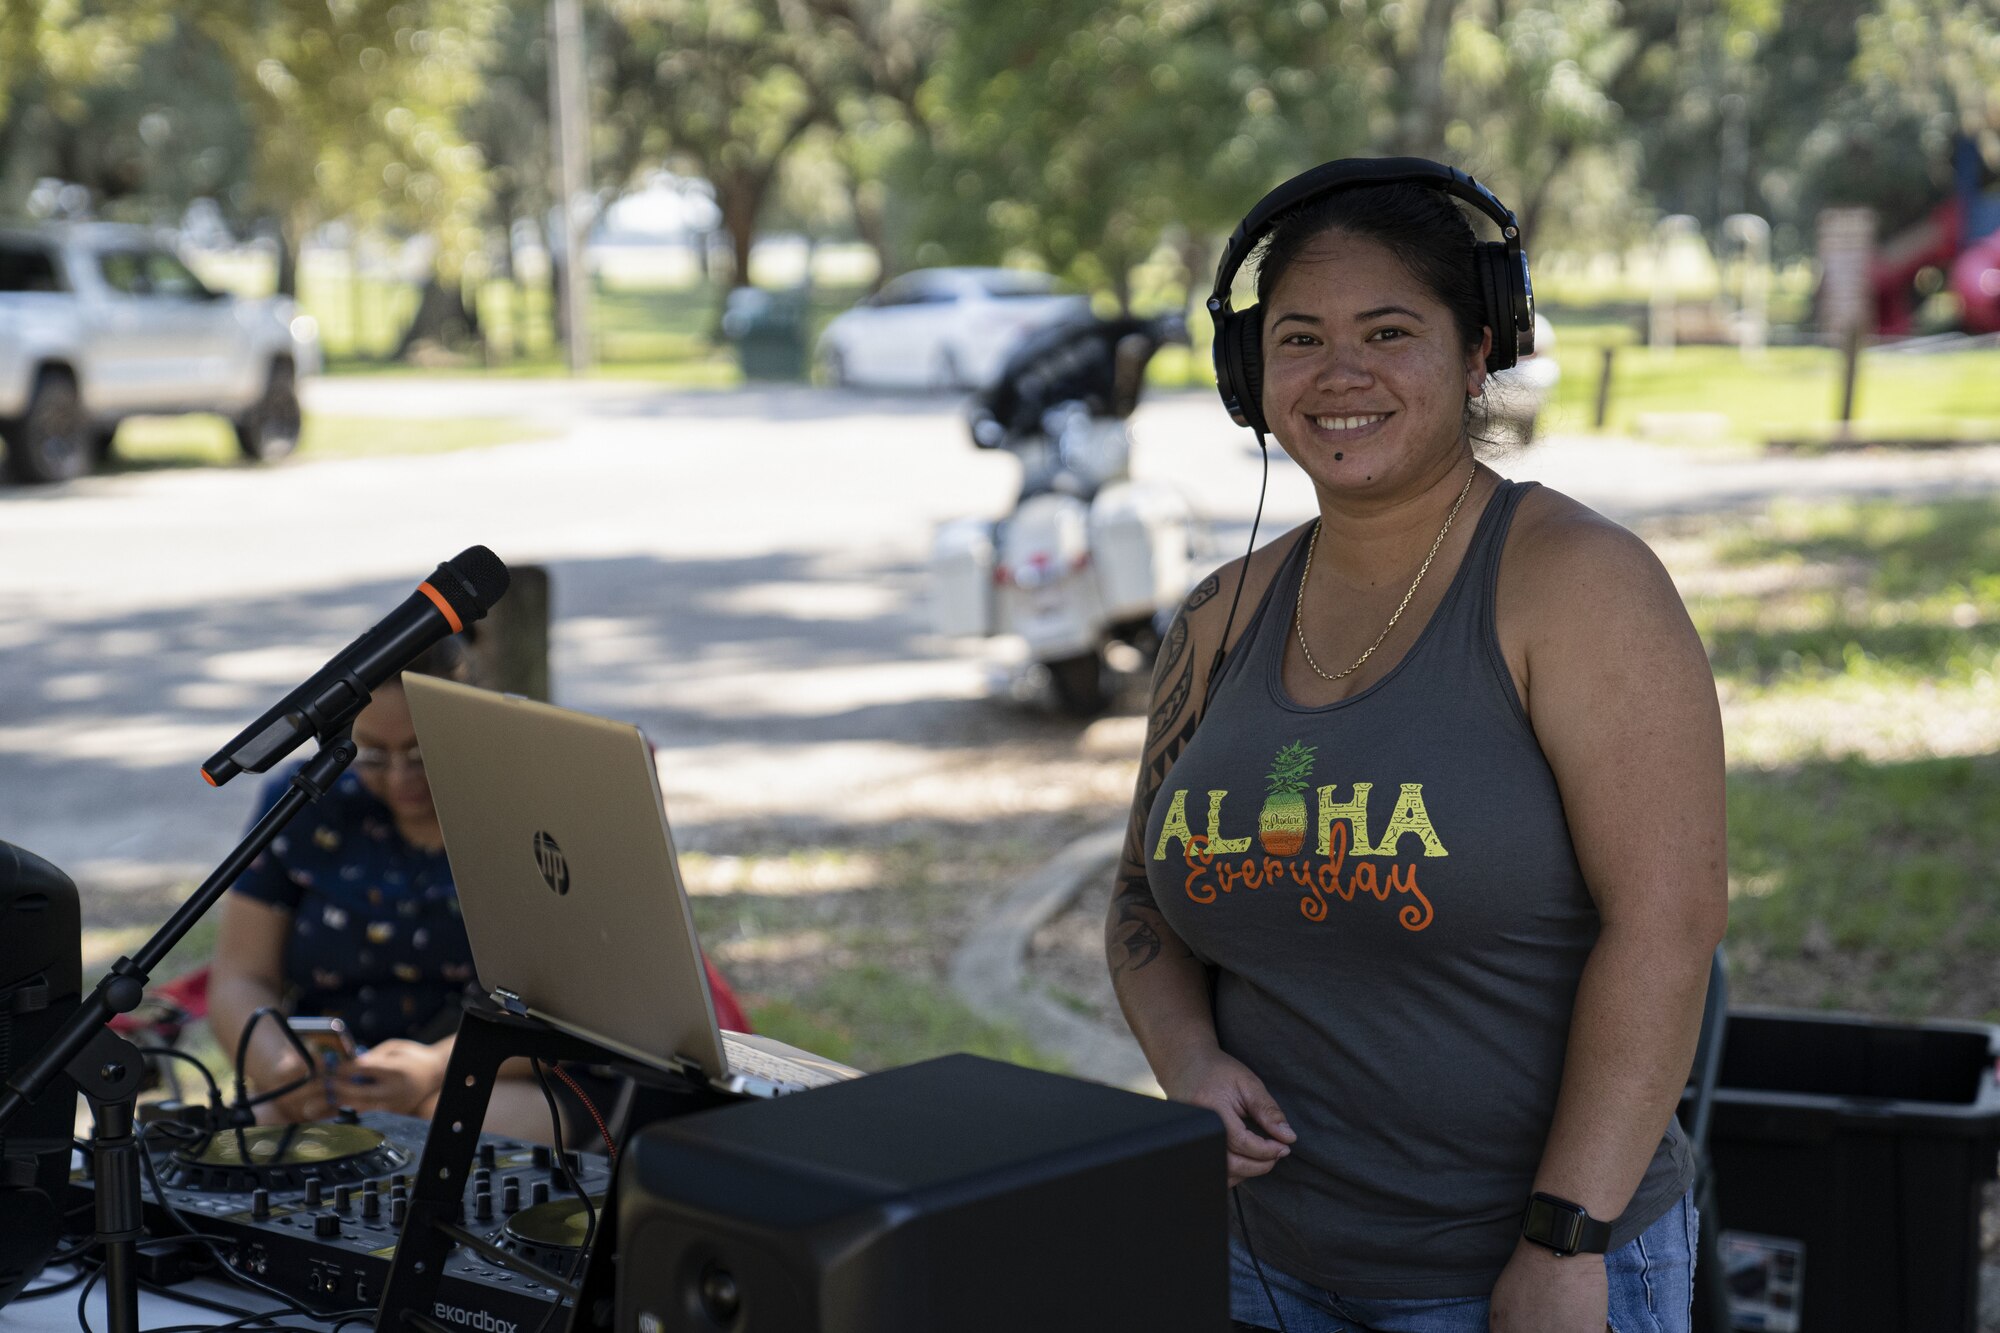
[1145,477,1694,1298]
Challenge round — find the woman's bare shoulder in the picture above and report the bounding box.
[1504,484,1675,601]
[1181,519,1314,656]
[1501,482,1698,677]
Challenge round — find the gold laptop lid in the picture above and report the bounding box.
[402,675,729,1081]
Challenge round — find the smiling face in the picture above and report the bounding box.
[1259,229,1490,496]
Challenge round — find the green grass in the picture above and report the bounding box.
[677,834,1068,1075]
[105,413,559,471]
[1696,497,2000,689]
[1665,495,2000,1020]
[1542,338,2000,443]
[283,268,2000,449]
[749,966,1061,1076]
[299,273,862,387]
[1725,754,2000,1020]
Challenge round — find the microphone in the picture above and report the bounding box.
[200,546,510,787]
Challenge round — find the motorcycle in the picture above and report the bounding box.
[928,313,1201,716]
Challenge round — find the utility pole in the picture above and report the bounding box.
[548,0,592,374]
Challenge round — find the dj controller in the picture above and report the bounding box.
[67,1111,612,1330]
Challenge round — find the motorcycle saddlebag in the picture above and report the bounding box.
[929,517,997,638]
[1088,481,1191,624]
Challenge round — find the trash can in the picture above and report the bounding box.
[721,286,807,381]
[1704,1007,2000,1332]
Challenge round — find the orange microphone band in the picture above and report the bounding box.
[416,581,464,634]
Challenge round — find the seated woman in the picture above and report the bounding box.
[208,637,747,1143]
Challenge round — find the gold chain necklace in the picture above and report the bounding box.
[1293,464,1478,682]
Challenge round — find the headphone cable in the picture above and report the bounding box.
[1233,1186,1290,1333]
[1201,431,1272,717]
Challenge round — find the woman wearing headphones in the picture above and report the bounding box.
[1106,160,1725,1332]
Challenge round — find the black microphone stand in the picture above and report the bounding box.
[0,734,358,1333]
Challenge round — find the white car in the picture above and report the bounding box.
[815,267,1090,392]
[0,223,320,484]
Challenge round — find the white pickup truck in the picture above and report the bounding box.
[0,223,321,484]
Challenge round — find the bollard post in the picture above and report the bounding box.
[469,563,551,701]
[1837,328,1862,435]
[1593,346,1616,430]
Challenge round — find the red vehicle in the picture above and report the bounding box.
[1873,137,2000,335]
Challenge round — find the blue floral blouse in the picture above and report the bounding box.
[228,764,477,1047]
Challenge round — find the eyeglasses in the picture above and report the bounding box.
[353,744,424,775]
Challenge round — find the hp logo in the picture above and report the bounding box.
[532,831,570,896]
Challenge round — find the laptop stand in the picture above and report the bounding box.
[374,992,736,1333]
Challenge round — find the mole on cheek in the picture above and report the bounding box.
[1334,452,1344,461]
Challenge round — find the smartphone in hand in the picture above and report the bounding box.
[288,1016,358,1077]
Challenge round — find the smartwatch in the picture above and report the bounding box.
[1520,1192,1612,1257]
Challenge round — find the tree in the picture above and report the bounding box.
[0,0,174,215]
[1851,0,2000,193]
[190,0,498,297]
[805,0,946,283]
[600,0,833,292]
[912,0,1374,310]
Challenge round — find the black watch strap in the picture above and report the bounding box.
[1520,1192,1613,1256]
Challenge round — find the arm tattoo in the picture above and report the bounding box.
[1185,572,1221,610]
[1112,689,1204,974]
[1109,875,1167,971]
[1149,651,1194,736]
[1156,611,1189,681]
[1109,588,1216,975]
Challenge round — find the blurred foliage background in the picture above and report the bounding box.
[4,0,1997,354]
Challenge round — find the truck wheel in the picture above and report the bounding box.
[818,346,849,388]
[2,372,90,484]
[233,362,302,462]
[1047,653,1108,717]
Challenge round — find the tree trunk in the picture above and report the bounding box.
[274,214,304,299]
[712,175,765,341]
[1516,141,1576,244]
[1176,232,1212,314]
[0,99,50,217]
[851,181,892,292]
[495,208,519,282]
[1110,258,1133,316]
[394,268,484,362]
[717,181,758,290]
[1396,0,1456,158]
[539,212,569,348]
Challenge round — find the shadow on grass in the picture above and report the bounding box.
[1706,620,2000,686]
[1683,495,2000,686]
[1727,749,2000,1021]
[1715,495,2000,598]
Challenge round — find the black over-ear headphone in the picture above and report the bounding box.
[1207,156,1536,435]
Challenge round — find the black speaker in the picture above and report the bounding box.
[0,842,82,1309]
[615,1053,1226,1332]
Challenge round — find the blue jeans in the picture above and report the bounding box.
[1229,1188,1698,1333]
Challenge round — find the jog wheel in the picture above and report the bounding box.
[498,1195,604,1281]
[157,1122,412,1194]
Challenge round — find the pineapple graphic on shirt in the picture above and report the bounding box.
[1258,740,1316,856]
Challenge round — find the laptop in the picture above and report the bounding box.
[401,674,857,1098]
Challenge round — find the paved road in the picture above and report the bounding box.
[5,378,1999,905]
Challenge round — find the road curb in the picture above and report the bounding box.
[948,822,1160,1093]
